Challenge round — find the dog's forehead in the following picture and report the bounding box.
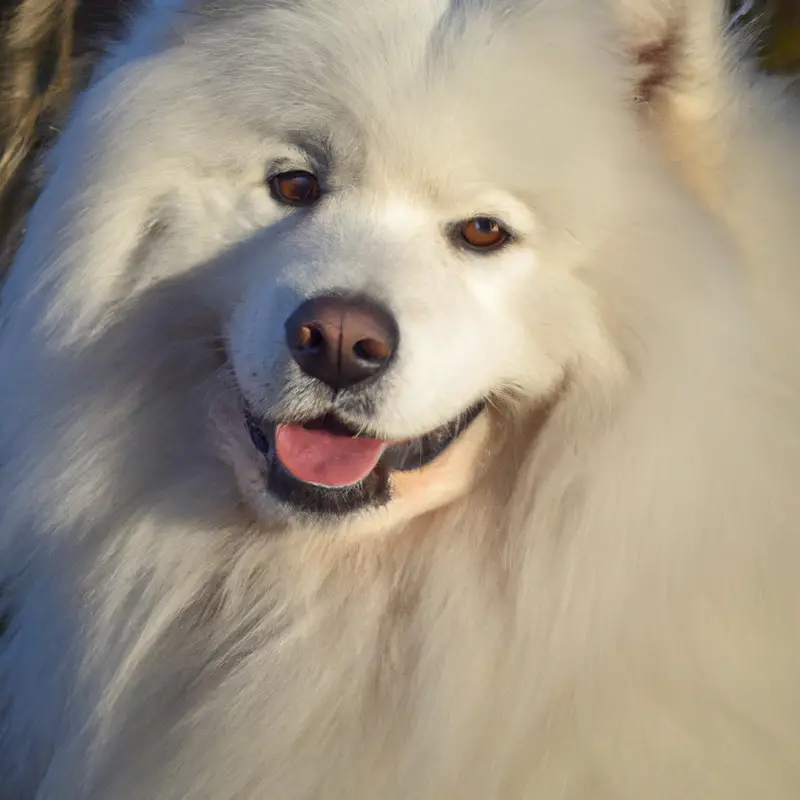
[184,0,603,100]
[174,0,616,161]
[118,0,628,215]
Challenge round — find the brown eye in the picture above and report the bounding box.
[458,217,511,251]
[269,170,320,206]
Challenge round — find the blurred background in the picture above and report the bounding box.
[733,0,800,70]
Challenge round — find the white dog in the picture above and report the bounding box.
[1,1,800,798]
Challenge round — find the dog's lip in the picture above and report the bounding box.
[243,401,486,482]
[382,401,485,471]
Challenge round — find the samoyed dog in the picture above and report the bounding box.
[1,0,800,797]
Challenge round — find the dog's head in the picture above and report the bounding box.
[162,0,651,531]
[4,0,699,535]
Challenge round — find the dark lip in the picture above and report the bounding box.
[242,401,486,515]
[382,401,485,471]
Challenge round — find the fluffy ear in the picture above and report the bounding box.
[0,0,134,275]
[0,0,79,276]
[614,0,746,207]
[614,0,738,105]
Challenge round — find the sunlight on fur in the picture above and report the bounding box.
[1,0,800,797]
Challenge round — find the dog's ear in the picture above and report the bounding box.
[0,0,80,276]
[613,0,737,107]
[0,0,136,276]
[613,0,748,209]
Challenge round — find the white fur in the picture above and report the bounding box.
[2,0,800,797]
[620,0,800,352]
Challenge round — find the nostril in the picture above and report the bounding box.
[353,337,392,364]
[294,323,325,352]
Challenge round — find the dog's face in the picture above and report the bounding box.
[39,0,641,532]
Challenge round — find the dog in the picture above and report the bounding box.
[2,0,800,797]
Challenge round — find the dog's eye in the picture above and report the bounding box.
[269,170,320,206]
[457,217,511,252]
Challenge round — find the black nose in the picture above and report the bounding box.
[284,295,399,390]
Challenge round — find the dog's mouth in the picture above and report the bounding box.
[243,402,486,516]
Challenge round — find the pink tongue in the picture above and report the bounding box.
[275,424,387,487]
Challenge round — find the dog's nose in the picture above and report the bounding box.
[284,295,399,390]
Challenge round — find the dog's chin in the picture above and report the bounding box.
[243,402,486,520]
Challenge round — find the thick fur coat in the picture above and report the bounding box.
[1,1,800,798]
